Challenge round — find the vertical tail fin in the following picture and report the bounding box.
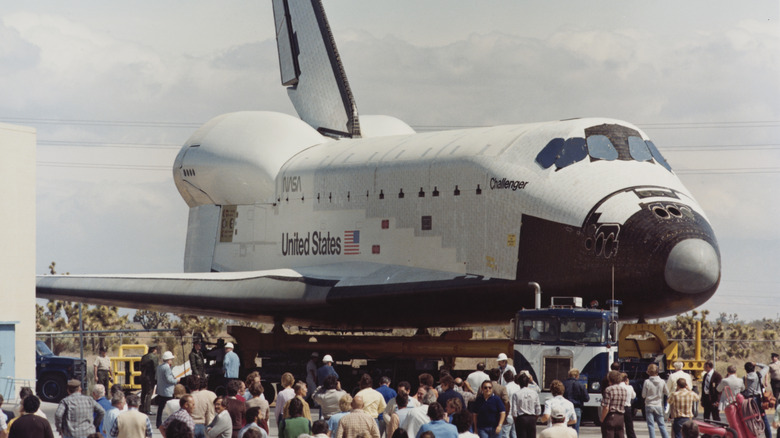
[272,0,361,138]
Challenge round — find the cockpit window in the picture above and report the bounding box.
[535,124,673,172]
[558,137,587,168]
[587,135,618,161]
[628,136,653,162]
[646,140,672,171]
[536,138,564,169]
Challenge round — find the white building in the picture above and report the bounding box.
[0,122,36,402]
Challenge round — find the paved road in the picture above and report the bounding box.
[39,401,673,438]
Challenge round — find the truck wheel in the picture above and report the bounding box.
[262,381,276,404]
[38,374,67,403]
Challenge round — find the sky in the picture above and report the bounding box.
[1,1,779,322]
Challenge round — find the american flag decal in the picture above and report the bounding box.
[344,230,360,255]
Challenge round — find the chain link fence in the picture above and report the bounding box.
[670,337,780,366]
[36,329,199,395]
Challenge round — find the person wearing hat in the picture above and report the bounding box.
[317,354,339,385]
[190,341,207,379]
[55,379,105,438]
[223,342,240,380]
[94,347,114,392]
[538,405,577,438]
[496,353,516,386]
[157,351,180,428]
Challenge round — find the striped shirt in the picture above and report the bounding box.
[601,385,627,414]
[161,408,195,433]
[55,393,105,438]
[669,388,700,418]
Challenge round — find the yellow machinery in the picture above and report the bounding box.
[110,344,148,391]
[618,321,705,380]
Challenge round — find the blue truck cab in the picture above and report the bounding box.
[35,340,87,403]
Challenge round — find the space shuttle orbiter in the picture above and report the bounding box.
[37,0,720,328]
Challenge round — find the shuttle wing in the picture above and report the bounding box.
[272,0,360,138]
[36,263,496,327]
[36,270,331,321]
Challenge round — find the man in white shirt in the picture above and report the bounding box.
[402,390,437,438]
[539,405,577,438]
[466,363,490,396]
[666,362,692,397]
[620,374,637,438]
[502,370,519,438]
[497,354,516,386]
[539,380,576,427]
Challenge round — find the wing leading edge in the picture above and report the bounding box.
[36,270,333,322]
[35,263,503,327]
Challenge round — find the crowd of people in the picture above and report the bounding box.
[264,352,780,438]
[263,352,546,438]
[598,356,780,438]
[0,341,265,438]
[5,345,780,438]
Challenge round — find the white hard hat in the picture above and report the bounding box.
[497,353,508,361]
[225,342,234,349]
[162,351,175,361]
[323,354,334,363]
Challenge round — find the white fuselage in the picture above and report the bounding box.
[174,112,702,279]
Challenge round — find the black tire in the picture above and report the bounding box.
[38,374,67,403]
[262,381,277,404]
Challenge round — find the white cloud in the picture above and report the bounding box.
[36,177,187,274]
